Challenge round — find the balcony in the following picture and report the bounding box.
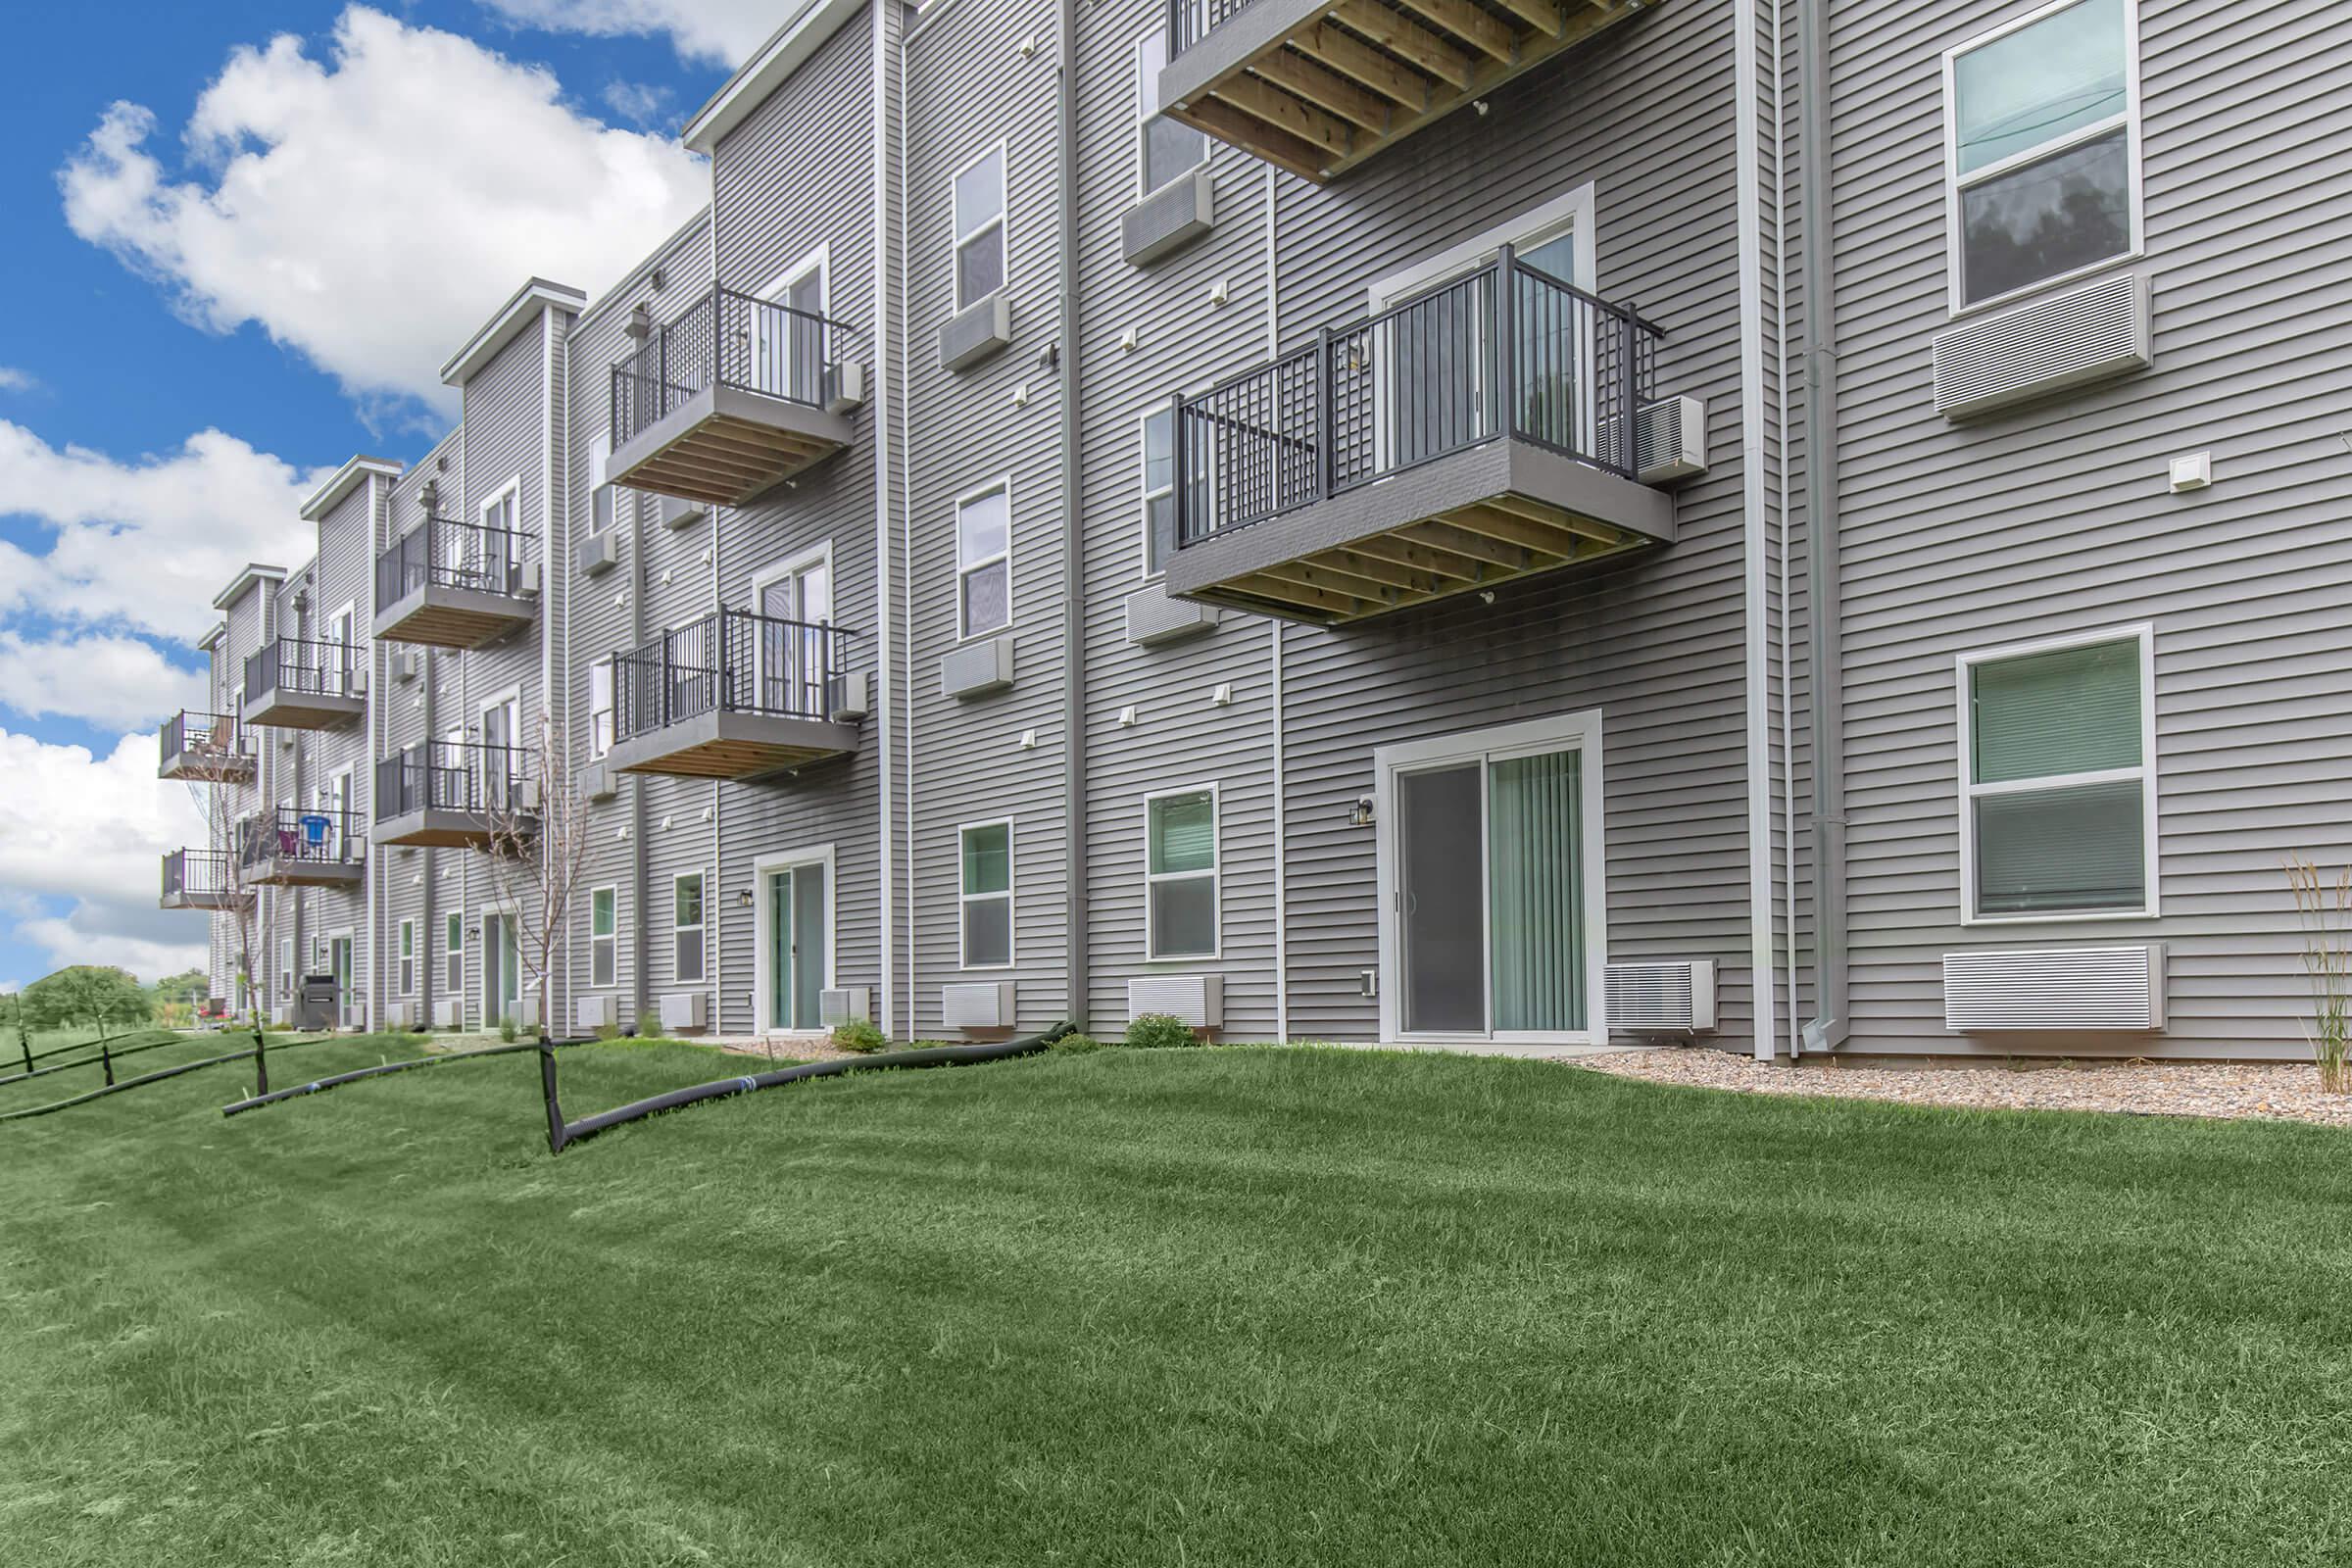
[1159,0,1642,180]
[609,610,863,780]
[374,515,538,649]
[159,710,255,783]
[244,638,365,730]
[1162,249,1679,625]
[237,808,366,889]
[608,286,861,509]
[160,849,248,911]
[375,742,537,852]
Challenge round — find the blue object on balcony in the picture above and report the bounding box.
[300,813,331,846]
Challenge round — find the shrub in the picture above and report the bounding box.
[1048,1031,1105,1054]
[498,1017,519,1044]
[831,1019,887,1054]
[1124,1013,1197,1051]
[593,1021,622,1043]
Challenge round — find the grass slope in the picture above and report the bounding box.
[3,1040,2348,1566]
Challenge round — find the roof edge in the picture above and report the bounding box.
[209,564,288,612]
[298,455,404,521]
[681,0,866,155]
[438,278,588,387]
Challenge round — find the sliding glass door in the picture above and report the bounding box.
[1382,713,1602,1044]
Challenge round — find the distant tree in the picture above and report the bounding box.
[22,966,153,1042]
[150,968,210,1008]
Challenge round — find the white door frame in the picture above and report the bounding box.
[1373,708,1608,1051]
[752,843,839,1036]
[480,912,519,1026]
[755,243,829,403]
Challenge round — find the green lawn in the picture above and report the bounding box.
[4,1038,2348,1566]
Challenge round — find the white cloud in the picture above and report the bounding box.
[60,6,708,413]
[601,78,674,128]
[0,420,322,644]
[478,0,776,65]
[0,368,35,393]
[0,631,209,731]
[0,727,210,981]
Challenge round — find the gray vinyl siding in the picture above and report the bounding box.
[903,0,1073,1037]
[1073,0,1283,1037]
[1826,0,2352,1056]
[302,479,375,1023]
[383,433,466,1028]
[564,214,714,1037]
[709,7,885,1038]
[1265,0,1761,1042]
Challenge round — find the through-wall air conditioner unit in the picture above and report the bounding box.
[576,994,614,1031]
[518,997,540,1030]
[826,361,867,414]
[1942,945,2166,1032]
[826,670,871,722]
[659,494,705,530]
[942,981,1014,1031]
[580,529,620,578]
[516,562,544,598]
[820,987,871,1027]
[434,999,461,1029]
[517,779,543,811]
[1633,396,1709,484]
[389,1000,418,1029]
[398,648,424,683]
[940,635,1013,700]
[1933,270,2151,419]
[1128,974,1223,1031]
[271,1004,293,1027]
[350,666,368,697]
[581,762,617,804]
[1124,584,1219,647]
[660,991,709,1033]
[342,1005,364,1030]
[1605,960,1718,1036]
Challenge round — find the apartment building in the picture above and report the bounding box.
[166,0,2352,1062]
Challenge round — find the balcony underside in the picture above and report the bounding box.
[244,688,364,731]
[159,751,254,784]
[1160,0,1639,181]
[611,383,855,509]
[373,584,537,650]
[161,889,247,912]
[374,807,535,853]
[1162,437,1673,625]
[609,710,859,781]
[245,858,365,890]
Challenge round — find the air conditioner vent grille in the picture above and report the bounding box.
[1934,271,2150,418]
[1606,960,1717,1034]
[1942,944,2165,1031]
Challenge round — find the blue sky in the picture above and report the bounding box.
[0,2,756,990]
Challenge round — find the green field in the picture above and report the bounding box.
[4,1036,2348,1565]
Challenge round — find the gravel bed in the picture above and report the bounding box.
[1568,1049,2352,1129]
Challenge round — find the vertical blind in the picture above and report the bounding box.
[1487,750,1585,1032]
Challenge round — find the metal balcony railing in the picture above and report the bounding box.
[162,710,249,765]
[1172,247,1662,548]
[610,285,859,449]
[612,610,858,743]
[376,741,534,820]
[162,848,235,902]
[246,636,360,701]
[376,515,529,607]
[238,807,366,870]
[1167,0,1254,55]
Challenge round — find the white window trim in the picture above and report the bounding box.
[1941,0,2144,318]
[1372,709,1610,1051]
[398,918,416,998]
[279,938,294,1000]
[588,885,618,990]
[672,871,708,985]
[752,843,839,1036]
[1955,621,2159,926]
[1134,27,1206,201]
[1140,404,1174,582]
[1366,182,1597,314]
[754,244,831,403]
[479,474,523,536]
[588,432,615,538]
[951,140,1009,312]
[750,540,836,621]
[957,817,1016,972]
[589,660,614,759]
[1144,782,1222,962]
[955,476,1013,641]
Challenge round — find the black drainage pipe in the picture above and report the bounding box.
[0,1036,337,1123]
[0,1031,190,1089]
[221,1037,596,1118]
[550,1025,1072,1154]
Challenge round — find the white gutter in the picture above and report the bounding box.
[1734,0,1780,1063]
[870,0,899,1039]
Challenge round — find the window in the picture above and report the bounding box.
[956,483,1011,638]
[446,912,464,994]
[1959,626,2155,921]
[590,660,613,757]
[673,873,707,984]
[1136,29,1207,198]
[590,887,616,988]
[958,821,1013,969]
[953,145,1006,309]
[589,434,617,537]
[279,939,293,1000]
[1146,787,1219,960]
[1141,406,1175,577]
[398,920,416,997]
[1945,0,2139,309]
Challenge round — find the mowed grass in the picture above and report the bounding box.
[3,1040,2350,1566]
